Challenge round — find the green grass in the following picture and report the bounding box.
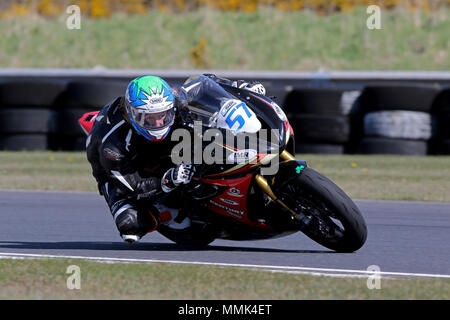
[0,151,97,192]
[0,7,448,70]
[0,151,449,202]
[0,258,448,299]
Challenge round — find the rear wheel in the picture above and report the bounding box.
[276,167,367,252]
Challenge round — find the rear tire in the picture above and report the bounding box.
[277,167,367,252]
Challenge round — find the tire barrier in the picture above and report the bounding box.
[0,134,48,151]
[357,138,428,155]
[49,80,128,151]
[429,139,450,155]
[54,80,129,109]
[355,85,443,155]
[363,111,434,140]
[295,143,345,155]
[48,108,92,151]
[0,80,66,107]
[290,115,350,143]
[436,113,450,139]
[284,88,361,154]
[0,78,449,155]
[0,108,50,133]
[359,85,441,113]
[0,80,66,151]
[284,88,362,116]
[429,87,450,154]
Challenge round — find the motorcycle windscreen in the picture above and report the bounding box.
[180,75,237,126]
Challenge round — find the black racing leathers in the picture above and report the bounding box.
[86,97,181,237]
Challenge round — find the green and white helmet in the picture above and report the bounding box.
[125,76,176,142]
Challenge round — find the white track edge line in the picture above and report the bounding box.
[0,255,366,279]
[0,252,449,279]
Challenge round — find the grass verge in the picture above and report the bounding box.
[0,151,449,202]
[0,258,449,299]
[0,7,448,70]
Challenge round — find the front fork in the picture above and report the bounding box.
[254,150,311,229]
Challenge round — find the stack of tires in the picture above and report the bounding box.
[283,88,362,154]
[49,79,129,150]
[0,80,66,151]
[263,82,293,109]
[356,85,440,155]
[429,87,450,155]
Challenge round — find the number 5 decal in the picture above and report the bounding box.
[225,102,252,134]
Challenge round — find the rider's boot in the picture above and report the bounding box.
[122,234,141,243]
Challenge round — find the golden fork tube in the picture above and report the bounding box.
[254,174,277,201]
[280,150,295,161]
[254,174,295,214]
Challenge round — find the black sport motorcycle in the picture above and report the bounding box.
[156,75,367,252]
[79,75,368,252]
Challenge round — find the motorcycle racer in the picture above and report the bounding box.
[86,75,267,243]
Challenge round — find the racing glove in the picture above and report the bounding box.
[235,80,266,96]
[203,74,266,96]
[161,163,195,193]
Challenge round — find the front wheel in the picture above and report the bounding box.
[276,167,367,252]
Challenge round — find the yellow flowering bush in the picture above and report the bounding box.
[0,3,31,19]
[0,0,447,19]
[89,0,111,18]
[37,0,64,16]
[120,0,148,15]
[189,38,209,68]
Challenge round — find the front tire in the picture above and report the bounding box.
[276,167,367,252]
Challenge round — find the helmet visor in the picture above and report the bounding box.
[129,108,175,131]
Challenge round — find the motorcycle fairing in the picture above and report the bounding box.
[204,152,275,178]
[249,92,295,141]
[219,83,294,151]
[216,99,262,135]
[202,174,273,231]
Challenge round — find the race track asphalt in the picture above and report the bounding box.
[0,190,449,277]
